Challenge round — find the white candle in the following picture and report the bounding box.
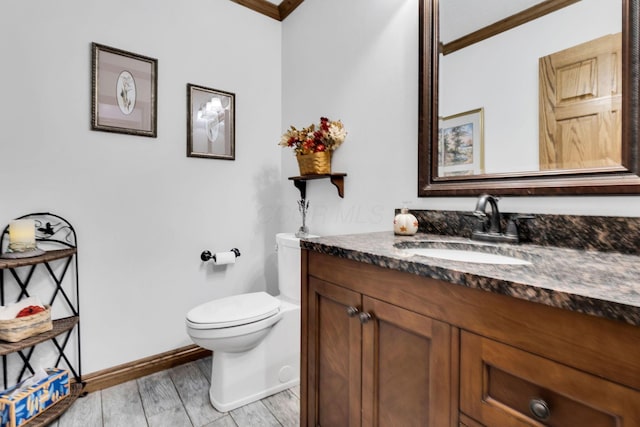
[9,219,36,252]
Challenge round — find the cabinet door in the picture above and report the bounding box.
[460,331,640,426]
[361,296,453,427]
[307,278,362,427]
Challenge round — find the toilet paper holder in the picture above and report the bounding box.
[200,248,241,262]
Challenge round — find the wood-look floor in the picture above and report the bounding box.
[49,356,300,427]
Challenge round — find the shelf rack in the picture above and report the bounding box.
[0,213,83,425]
[288,173,347,199]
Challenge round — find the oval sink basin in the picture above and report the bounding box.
[403,248,531,265]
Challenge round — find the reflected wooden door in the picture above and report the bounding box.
[539,33,621,170]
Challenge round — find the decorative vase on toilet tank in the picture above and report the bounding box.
[279,116,347,175]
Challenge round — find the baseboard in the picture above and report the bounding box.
[82,345,212,393]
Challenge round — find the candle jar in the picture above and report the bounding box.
[8,219,37,252]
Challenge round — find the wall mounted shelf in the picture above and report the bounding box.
[288,173,347,199]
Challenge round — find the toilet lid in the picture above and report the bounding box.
[187,292,280,328]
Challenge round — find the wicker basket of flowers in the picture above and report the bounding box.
[279,117,347,176]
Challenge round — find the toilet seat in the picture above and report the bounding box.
[186,291,280,329]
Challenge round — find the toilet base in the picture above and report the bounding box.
[210,371,299,413]
[209,299,300,412]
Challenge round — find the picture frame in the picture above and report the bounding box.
[187,84,235,160]
[438,107,485,177]
[91,43,158,137]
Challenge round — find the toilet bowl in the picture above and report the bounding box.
[186,292,283,353]
[185,233,309,412]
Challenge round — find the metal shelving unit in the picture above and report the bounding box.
[0,213,83,425]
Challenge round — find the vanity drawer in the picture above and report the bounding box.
[460,331,640,426]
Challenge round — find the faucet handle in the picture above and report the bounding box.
[506,219,519,237]
[464,211,488,233]
[464,211,487,219]
[505,214,535,241]
[514,214,535,221]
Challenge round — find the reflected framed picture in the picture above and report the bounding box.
[438,107,484,177]
[91,43,158,137]
[187,84,235,160]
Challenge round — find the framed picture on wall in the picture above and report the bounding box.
[91,43,158,137]
[187,84,235,160]
[438,108,485,177]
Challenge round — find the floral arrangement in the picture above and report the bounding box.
[279,117,347,156]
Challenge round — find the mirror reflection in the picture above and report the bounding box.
[437,0,621,177]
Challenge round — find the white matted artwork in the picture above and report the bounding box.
[91,43,157,137]
[187,84,235,160]
[438,107,484,177]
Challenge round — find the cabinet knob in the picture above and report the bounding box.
[358,312,372,324]
[529,398,550,421]
[346,306,359,317]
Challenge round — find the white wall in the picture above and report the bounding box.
[281,0,422,235]
[0,0,283,373]
[281,0,640,234]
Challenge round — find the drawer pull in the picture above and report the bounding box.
[359,312,372,324]
[346,306,360,317]
[529,398,551,421]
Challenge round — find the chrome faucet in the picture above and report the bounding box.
[474,194,501,234]
[470,194,519,243]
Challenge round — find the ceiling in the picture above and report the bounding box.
[440,0,546,42]
[231,0,305,21]
[236,0,552,27]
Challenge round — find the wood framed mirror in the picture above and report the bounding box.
[418,0,640,196]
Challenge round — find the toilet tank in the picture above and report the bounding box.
[276,233,315,303]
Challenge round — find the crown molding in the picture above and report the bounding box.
[231,0,304,21]
[278,0,304,20]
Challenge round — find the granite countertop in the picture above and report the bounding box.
[301,231,640,327]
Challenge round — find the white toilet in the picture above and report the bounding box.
[186,233,307,412]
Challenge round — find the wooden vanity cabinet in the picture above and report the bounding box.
[361,294,451,426]
[305,278,361,426]
[460,331,640,426]
[303,262,453,426]
[301,250,640,427]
